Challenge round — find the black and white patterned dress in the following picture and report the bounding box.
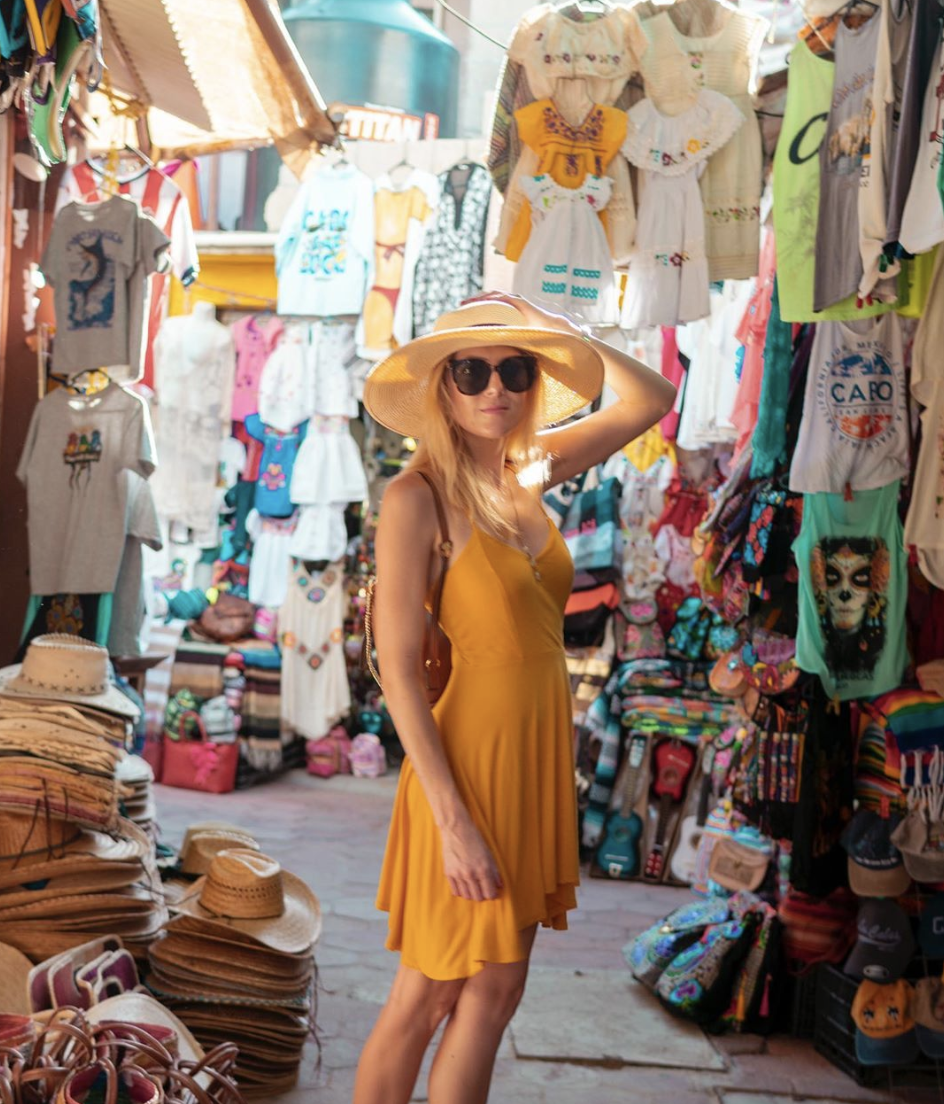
[412,163,493,336]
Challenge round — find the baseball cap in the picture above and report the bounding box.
[891,813,944,884]
[919,893,944,958]
[844,900,915,983]
[840,809,911,897]
[913,977,944,1059]
[851,978,920,1066]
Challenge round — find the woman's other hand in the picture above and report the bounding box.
[440,815,504,901]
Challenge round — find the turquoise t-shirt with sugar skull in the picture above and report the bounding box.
[793,482,907,700]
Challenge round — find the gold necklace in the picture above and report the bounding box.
[509,490,542,583]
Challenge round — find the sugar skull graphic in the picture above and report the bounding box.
[810,537,889,680]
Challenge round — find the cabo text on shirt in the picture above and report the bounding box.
[789,314,908,495]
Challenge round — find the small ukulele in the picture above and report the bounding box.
[643,738,697,882]
[596,735,647,879]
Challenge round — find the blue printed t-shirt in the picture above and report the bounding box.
[244,414,307,518]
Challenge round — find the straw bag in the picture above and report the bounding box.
[364,471,452,705]
[708,834,771,894]
[161,711,239,795]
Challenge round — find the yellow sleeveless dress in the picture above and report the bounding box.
[375,515,581,980]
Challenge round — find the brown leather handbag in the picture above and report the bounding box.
[364,471,452,704]
[197,592,255,643]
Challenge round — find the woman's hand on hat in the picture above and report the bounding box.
[462,291,584,338]
[440,815,504,902]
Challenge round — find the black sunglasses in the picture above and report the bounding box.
[448,354,538,396]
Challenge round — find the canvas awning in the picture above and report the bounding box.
[94,0,336,175]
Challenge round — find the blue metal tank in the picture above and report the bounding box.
[282,0,459,137]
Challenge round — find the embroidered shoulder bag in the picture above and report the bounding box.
[364,471,452,705]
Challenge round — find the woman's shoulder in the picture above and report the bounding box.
[380,469,440,526]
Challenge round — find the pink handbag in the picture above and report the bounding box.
[306,726,353,778]
[161,711,239,795]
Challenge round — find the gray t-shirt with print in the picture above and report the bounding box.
[40,195,169,377]
[16,383,156,595]
[813,15,882,312]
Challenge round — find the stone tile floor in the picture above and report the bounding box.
[154,771,936,1104]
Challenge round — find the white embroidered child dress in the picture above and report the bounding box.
[621,90,743,329]
[513,174,618,325]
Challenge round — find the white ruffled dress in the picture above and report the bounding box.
[513,174,618,326]
[621,90,743,329]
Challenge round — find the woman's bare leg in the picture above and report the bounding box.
[352,964,465,1104]
[426,924,538,1104]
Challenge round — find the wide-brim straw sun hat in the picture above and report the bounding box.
[172,848,321,955]
[0,635,139,721]
[0,811,148,879]
[363,300,605,438]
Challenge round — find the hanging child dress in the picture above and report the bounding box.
[621,90,743,329]
[376,512,580,980]
[513,174,618,324]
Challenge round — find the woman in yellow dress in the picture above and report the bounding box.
[355,294,676,1104]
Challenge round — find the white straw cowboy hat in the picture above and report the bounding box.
[173,849,322,955]
[363,300,605,438]
[0,635,138,721]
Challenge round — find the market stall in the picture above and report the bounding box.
[3,0,944,1098]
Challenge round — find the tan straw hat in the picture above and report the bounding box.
[173,849,321,954]
[0,941,32,1013]
[0,635,138,721]
[363,299,604,438]
[180,829,260,877]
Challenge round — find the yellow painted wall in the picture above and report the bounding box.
[167,252,278,315]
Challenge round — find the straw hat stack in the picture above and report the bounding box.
[115,754,157,838]
[0,637,167,963]
[147,847,322,1097]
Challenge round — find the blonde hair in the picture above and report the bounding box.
[409,356,546,540]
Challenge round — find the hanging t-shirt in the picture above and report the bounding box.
[789,314,908,494]
[813,15,882,313]
[40,196,170,378]
[773,40,888,324]
[899,37,944,257]
[230,315,285,424]
[275,163,375,318]
[794,481,907,701]
[16,382,156,595]
[55,162,200,389]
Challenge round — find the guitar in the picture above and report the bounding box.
[643,738,697,882]
[596,735,647,879]
[669,745,715,885]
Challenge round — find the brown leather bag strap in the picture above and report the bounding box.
[416,471,451,628]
